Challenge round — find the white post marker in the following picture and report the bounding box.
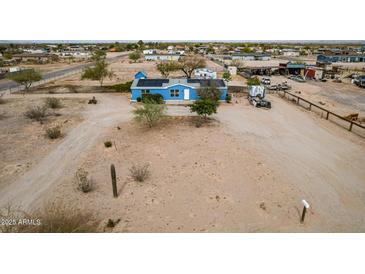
[301,199,310,223]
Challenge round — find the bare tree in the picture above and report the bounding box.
[179,55,206,78]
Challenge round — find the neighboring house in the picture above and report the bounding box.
[130,75,228,103]
[317,54,365,63]
[194,68,217,79]
[57,51,92,59]
[279,62,306,75]
[143,49,157,55]
[134,71,147,79]
[281,49,300,57]
[231,53,271,61]
[12,53,58,63]
[144,53,182,61]
[22,49,48,54]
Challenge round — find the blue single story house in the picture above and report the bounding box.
[130,72,228,103]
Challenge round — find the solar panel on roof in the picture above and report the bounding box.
[187,79,225,87]
[136,79,169,87]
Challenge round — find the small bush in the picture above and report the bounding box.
[1,202,98,233]
[24,105,47,122]
[190,99,218,119]
[133,101,166,128]
[45,97,62,109]
[129,164,150,182]
[104,141,112,148]
[136,97,142,102]
[28,202,97,232]
[46,126,61,139]
[75,168,93,193]
[142,93,164,104]
[225,94,232,103]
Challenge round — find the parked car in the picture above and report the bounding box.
[261,77,271,85]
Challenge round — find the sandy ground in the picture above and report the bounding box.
[266,75,365,117]
[0,94,88,189]
[22,95,365,233]
[0,93,132,209]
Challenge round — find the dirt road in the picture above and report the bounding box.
[0,93,132,209]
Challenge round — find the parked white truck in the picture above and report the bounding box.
[248,85,271,109]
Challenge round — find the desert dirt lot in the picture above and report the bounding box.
[2,91,364,232]
[267,75,365,118]
[0,94,88,190]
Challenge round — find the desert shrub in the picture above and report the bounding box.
[108,81,133,92]
[104,141,112,148]
[133,101,166,128]
[24,105,47,122]
[197,85,222,102]
[225,94,232,103]
[46,126,61,139]
[190,99,218,119]
[0,204,24,233]
[246,76,260,86]
[136,97,142,102]
[129,163,150,182]
[142,93,164,104]
[75,168,93,193]
[1,202,98,233]
[27,202,97,232]
[45,97,62,109]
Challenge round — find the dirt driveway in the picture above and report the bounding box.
[217,95,365,231]
[0,93,132,209]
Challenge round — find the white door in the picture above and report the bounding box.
[184,89,189,100]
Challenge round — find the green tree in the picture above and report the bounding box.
[156,61,180,78]
[190,99,218,119]
[222,71,232,82]
[133,100,166,128]
[137,40,144,49]
[3,52,13,60]
[246,76,260,86]
[81,58,114,87]
[91,50,107,62]
[129,51,141,63]
[197,84,222,102]
[7,69,42,91]
[179,55,206,78]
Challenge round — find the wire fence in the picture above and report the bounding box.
[277,89,365,138]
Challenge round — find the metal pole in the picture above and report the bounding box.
[300,206,307,223]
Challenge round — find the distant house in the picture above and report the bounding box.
[231,53,271,61]
[130,74,227,103]
[144,53,182,61]
[317,54,365,63]
[134,71,147,79]
[194,68,217,79]
[281,49,300,57]
[143,49,157,55]
[12,53,58,63]
[57,51,92,59]
[279,62,306,75]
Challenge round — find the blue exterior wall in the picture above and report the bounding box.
[131,84,228,101]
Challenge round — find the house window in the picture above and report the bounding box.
[170,89,179,97]
[141,89,150,94]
